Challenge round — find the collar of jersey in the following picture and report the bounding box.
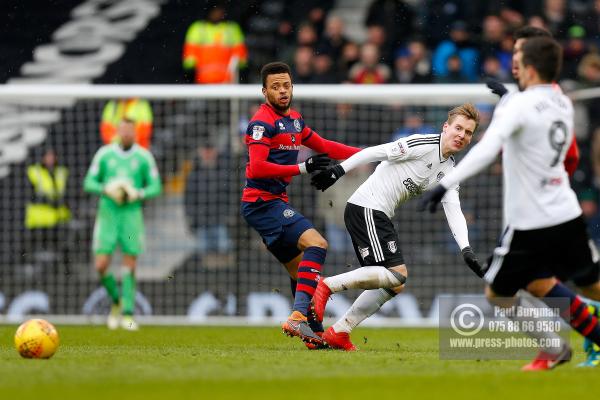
[437,132,449,163]
[112,143,138,157]
[525,83,554,91]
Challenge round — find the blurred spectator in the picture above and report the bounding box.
[348,43,391,84]
[577,54,600,130]
[291,46,314,84]
[182,3,248,84]
[425,0,487,46]
[392,48,432,83]
[541,0,573,39]
[24,148,71,271]
[479,15,511,78]
[310,51,339,83]
[581,0,600,48]
[481,55,510,82]
[391,110,436,139]
[366,0,416,50]
[432,21,480,82]
[100,98,153,149]
[366,24,392,64]
[561,25,589,80]
[184,143,232,256]
[407,38,433,80]
[280,0,334,38]
[435,54,470,83]
[338,42,361,82]
[318,15,349,62]
[528,15,550,30]
[280,23,318,66]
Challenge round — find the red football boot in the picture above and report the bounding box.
[322,326,356,351]
[521,344,572,371]
[312,280,332,323]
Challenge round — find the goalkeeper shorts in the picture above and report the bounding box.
[93,207,145,256]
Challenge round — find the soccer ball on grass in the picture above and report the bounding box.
[14,319,59,359]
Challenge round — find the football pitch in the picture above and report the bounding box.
[0,325,598,399]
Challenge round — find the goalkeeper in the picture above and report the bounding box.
[84,118,162,330]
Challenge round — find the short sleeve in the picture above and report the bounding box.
[246,121,273,146]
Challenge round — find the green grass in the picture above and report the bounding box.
[0,325,598,399]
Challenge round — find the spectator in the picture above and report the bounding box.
[100,98,153,149]
[541,0,573,39]
[435,54,469,83]
[291,46,314,84]
[318,15,349,62]
[280,23,318,66]
[581,0,600,48]
[366,24,392,64]
[481,55,510,82]
[348,43,391,84]
[311,51,339,83]
[338,42,361,82]
[407,38,433,80]
[432,21,480,82]
[479,15,511,77]
[182,3,248,84]
[391,110,436,139]
[392,48,432,83]
[561,25,589,81]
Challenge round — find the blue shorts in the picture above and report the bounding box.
[241,199,313,263]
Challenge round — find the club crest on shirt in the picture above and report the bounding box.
[252,125,265,140]
[293,119,302,132]
[437,171,445,181]
[359,246,370,259]
[283,209,295,218]
[387,241,397,253]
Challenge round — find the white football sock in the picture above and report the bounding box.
[511,293,564,355]
[324,266,404,293]
[333,288,395,333]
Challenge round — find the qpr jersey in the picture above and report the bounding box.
[440,84,581,230]
[348,133,460,218]
[243,103,314,202]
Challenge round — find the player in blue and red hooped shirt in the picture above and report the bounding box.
[241,62,361,347]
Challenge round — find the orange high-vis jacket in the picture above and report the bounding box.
[182,20,248,84]
[100,99,153,149]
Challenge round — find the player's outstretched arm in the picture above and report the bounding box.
[247,144,331,178]
[83,150,105,195]
[302,130,361,160]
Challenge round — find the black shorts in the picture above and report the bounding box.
[486,215,600,296]
[344,202,405,268]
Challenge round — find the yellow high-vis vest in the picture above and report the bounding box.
[25,164,71,229]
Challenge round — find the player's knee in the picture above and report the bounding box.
[388,264,407,284]
[310,237,328,250]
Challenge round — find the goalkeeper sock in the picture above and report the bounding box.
[292,246,326,316]
[545,283,600,346]
[121,268,136,316]
[100,272,120,305]
[324,266,405,293]
[333,288,395,334]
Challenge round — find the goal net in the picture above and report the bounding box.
[0,84,509,324]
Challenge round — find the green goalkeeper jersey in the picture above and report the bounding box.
[84,143,162,209]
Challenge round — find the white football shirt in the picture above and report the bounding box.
[440,84,581,230]
[345,133,459,218]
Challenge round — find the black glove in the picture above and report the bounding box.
[302,153,331,174]
[311,164,345,191]
[486,78,508,98]
[461,246,487,278]
[417,184,447,213]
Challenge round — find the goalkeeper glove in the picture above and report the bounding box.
[103,180,127,205]
[121,182,144,203]
[417,184,447,213]
[486,78,508,98]
[298,153,331,174]
[461,246,487,278]
[311,164,345,191]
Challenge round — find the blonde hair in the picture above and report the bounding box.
[447,103,480,132]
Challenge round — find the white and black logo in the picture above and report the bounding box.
[293,119,302,132]
[291,134,296,144]
[437,171,445,182]
[278,121,285,130]
[283,209,295,218]
[359,246,370,259]
[387,241,397,253]
[252,125,265,140]
[426,163,432,169]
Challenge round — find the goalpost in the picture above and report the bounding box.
[0,83,537,325]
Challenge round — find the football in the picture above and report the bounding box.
[14,319,60,359]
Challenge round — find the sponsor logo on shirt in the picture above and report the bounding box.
[252,125,265,140]
[278,144,301,150]
[403,178,422,197]
[293,119,302,132]
[391,142,406,157]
